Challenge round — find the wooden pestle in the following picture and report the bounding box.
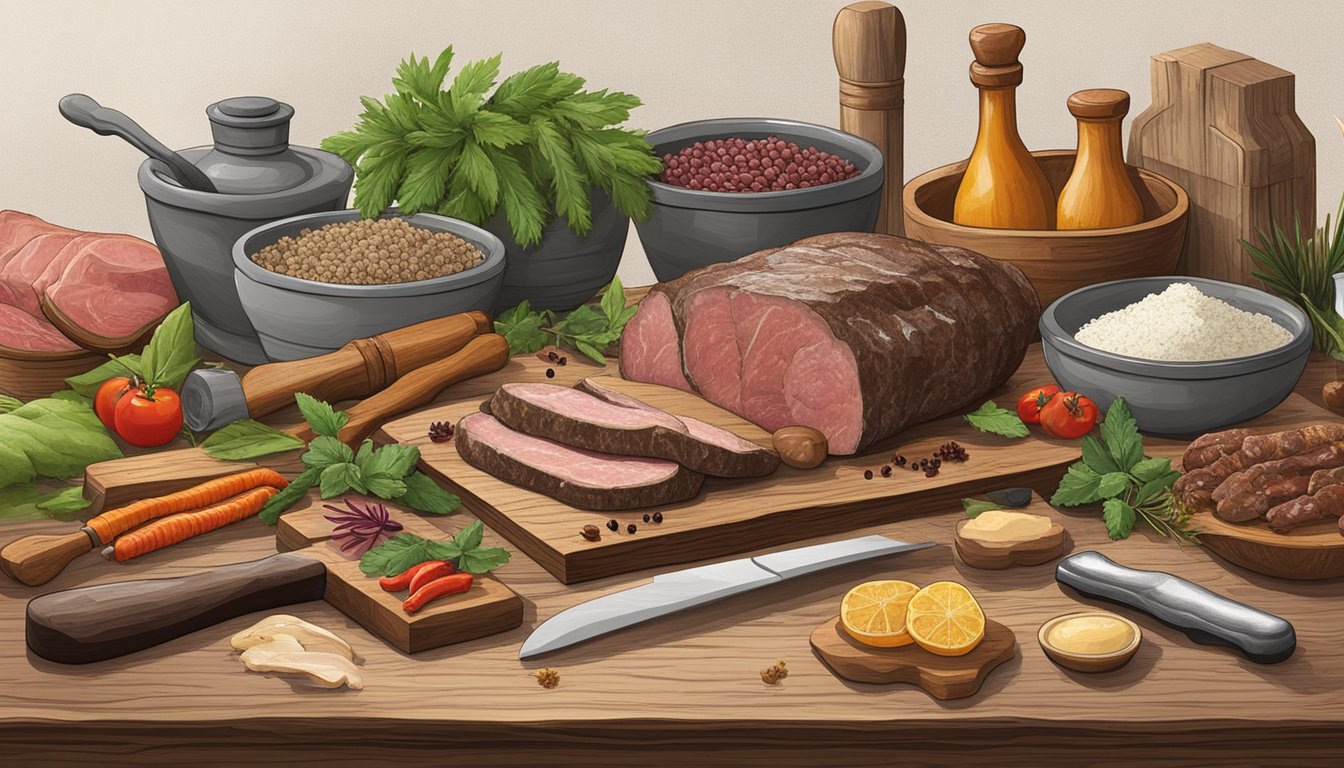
[833,1,906,235]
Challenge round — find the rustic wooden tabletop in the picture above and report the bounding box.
[0,345,1341,767]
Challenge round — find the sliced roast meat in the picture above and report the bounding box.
[455,412,704,510]
[0,304,82,354]
[620,233,1039,454]
[40,234,177,352]
[0,232,81,317]
[0,211,75,267]
[486,380,778,478]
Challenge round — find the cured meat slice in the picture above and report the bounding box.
[454,412,704,510]
[1180,428,1253,472]
[1212,444,1344,522]
[486,380,778,478]
[0,304,81,353]
[0,232,82,317]
[0,211,75,267]
[40,234,177,352]
[620,233,1039,455]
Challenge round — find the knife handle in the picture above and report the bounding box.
[1055,551,1296,664]
[26,553,327,664]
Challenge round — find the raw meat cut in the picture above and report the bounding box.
[40,234,177,352]
[0,212,84,353]
[454,412,704,510]
[0,232,81,317]
[0,211,75,267]
[0,304,82,354]
[486,380,778,478]
[619,233,1039,455]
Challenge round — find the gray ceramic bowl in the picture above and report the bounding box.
[233,210,505,361]
[636,118,883,282]
[1040,276,1311,437]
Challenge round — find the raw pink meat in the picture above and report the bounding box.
[0,304,81,353]
[0,211,75,267]
[41,234,177,346]
[0,232,81,317]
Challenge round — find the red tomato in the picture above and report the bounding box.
[1039,391,1099,439]
[113,386,183,447]
[94,376,134,430]
[1016,385,1061,425]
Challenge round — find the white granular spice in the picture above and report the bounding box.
[1073,283,1292,361]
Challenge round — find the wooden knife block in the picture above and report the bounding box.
[1127,42,1315,286]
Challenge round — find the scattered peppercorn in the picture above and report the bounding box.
[559,356,567,366]
[937,441,969,462]
[863,469,873,480]
[880,465,892,478]
[642,513,651,523]
[627,523,637,534]
[892,454,907,467]
[606,519,619,532]
[545,368,555,379]
[652,511,664,524]
[925,468,939,478]
[547,350,560,363]
[427,421,454,443]
[760,659,789,685]
[535,668,560,689]
[580,524,601,542]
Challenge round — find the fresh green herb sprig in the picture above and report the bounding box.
[321,47,661,247]
[258,394,460,524]
[1049,397,1195,542]
[359,520,510,577]
[964,400,1029,439]
[494,276,636,363]
[65,303,200,396]
[201,420,305,461]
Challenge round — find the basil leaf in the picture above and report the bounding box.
[294,393,349,439]
[35,486,92,521]
[139,303,200,390]
[65,354,143,397]
[0,395,21,415]
[599,275,625,325]
[494,300,548,355]
[319,462,365,497]
[304,435,355,468]
[962,498,1002,518]
[1099,397,1142,471]
[1080,434,1119,475]
[358,443,421,480]
[1102,498,1137,540]
[964,401,1029,438]
[456,545,511,574]
[354,439,376,466]
[1134,476,1172,506]
[1050,461,1103,506]
[0,484,44,521]
[258,467,319,525]
[453,519,486,551]
[574,339,607,365]
[359,533,437,576]
[48,389,92,406]
[365,475,408,499]
[201,420,305,461]
[397,471,460,514]
[1096,471,1132,500]
[0,399,122,484]
[1130,457,1173,484]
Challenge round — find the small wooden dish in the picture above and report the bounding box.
[1037,611,1142,673]
[1192,510,1344,581]
[954,514,1071,569]
[902,149,1189,308]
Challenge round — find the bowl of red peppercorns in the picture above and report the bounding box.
[637,118,884,281]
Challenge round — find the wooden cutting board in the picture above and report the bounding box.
[377,358,1091,584]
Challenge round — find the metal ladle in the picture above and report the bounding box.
[59,93,218,193]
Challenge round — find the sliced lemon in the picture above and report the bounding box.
[905,581,986,657]
[839,580,919,648]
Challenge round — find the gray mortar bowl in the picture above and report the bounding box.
[1040,276,1311,437]
[636,118,883,282]
[233,210,505,361]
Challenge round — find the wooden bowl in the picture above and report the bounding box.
[903,150,1189,307]
[1193,511,1344,581]
[0,348,105,400]
[1037,611,1142,673]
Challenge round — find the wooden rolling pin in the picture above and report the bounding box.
[182,310,494,431]
[1,333,511,587]
[833,1,906,235]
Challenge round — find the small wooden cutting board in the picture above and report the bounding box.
[810,617,1018,699]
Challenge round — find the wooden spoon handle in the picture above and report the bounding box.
[0,530,96,586]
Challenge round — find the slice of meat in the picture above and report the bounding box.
[1309,465,1344,494]
[618,291,693,392]
[40,234,177,352]
[1241,425,1344,464]
[486,380,778,478]
[1181,428,1253,472]
[1212,444,1344,522]
[0,232,82,317]
[454,412,704,510]
[1266,484,1344,532]
[0,211,75,267]
[0,303,82,354]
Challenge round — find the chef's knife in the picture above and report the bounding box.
[1055,551,1296,664]
[519,535,934,659]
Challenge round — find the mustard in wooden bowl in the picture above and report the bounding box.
[1038,611,1142,673]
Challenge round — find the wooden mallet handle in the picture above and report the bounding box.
[1,530,96,587]
[833,1,906,235]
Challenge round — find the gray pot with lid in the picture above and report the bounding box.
[63,93,353,363]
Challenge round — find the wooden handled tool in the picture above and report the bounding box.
[833,1,906,235]
[182,310,493,431]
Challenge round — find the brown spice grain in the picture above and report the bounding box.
[535,668,560,689]
[760,660,788,685]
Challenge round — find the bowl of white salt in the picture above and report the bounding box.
[1039,277,1311,436]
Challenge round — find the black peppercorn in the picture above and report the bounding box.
[606,519,619,531]
[652,511,664,524]
[863,469,873,480]
[545,368,555,378]
[643,513,651,523]
[558,356,567,366]
[880,465,892,477]
[627,523,637,534]
[548,350,560,362]
[925,468,938,478]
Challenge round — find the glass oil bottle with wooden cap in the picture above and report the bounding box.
[952,23,1055,230]
[1056,89,1145,229]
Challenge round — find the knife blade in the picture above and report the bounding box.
[519,535,934,659]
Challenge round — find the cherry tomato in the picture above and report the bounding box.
[94,376,135,430]
[113,386,183,448]
[1016,385,1061,425]
[1039,391,1099,439]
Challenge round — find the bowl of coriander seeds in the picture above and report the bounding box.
[233,210,505,360]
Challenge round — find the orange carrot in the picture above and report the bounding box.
[86,468,289,545]
[105,486,280,562]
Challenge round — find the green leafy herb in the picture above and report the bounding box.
[0,484,44,521]
[258,466,320,525]
[494,300,549,355]
[398,471,460,515]
[305,436,355,468]
[48,390,92,406]
[0,395,20,415]
[961,498,1003,518]
[964,400,1029,438]
[36,486,92,520]
[494,276,636,359]
[1050,397,1195,542]
[137,303,201,390]
[358,520,510,577]
[322,47,661,247]
[65,354,143,397]
[201,420,305,460]
[0,398,122,490]
[294,393,348,439]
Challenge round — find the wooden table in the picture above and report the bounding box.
[0,345,1341,767]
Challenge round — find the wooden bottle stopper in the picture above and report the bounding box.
[1068,88,1131,121]
[968,23,1026,88]
[832,1,906,235]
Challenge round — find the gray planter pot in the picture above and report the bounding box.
[484,187,629,315]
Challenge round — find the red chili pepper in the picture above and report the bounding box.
[408,560,455,594]
[403,572,474,614]
[379,560,443,592]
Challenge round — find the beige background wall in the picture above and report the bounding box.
[2,0,1340,287]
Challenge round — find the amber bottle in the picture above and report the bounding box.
[952,23,1055,230]
[1056,89,1145,229]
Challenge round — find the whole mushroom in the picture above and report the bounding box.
[772,426,829,469]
